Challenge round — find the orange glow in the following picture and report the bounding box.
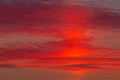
[62,46,92,57]
[60,26,92,57]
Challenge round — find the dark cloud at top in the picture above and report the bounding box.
[0,3,120,34]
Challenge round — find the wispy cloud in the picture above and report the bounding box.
[0,1,120,73]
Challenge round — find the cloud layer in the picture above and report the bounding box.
[0,0,120,73]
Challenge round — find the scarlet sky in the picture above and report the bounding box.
[0,0,120,80]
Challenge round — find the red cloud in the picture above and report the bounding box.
[0,2,120,73]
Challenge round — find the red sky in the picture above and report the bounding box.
[0,0,120,80]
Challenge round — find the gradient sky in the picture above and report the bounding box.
[0,0,120,80]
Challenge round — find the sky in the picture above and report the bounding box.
[0,0,120,80]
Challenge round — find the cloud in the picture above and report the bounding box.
[0,3,120,34]
[0,1,120,74]
[0,63,17,68]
